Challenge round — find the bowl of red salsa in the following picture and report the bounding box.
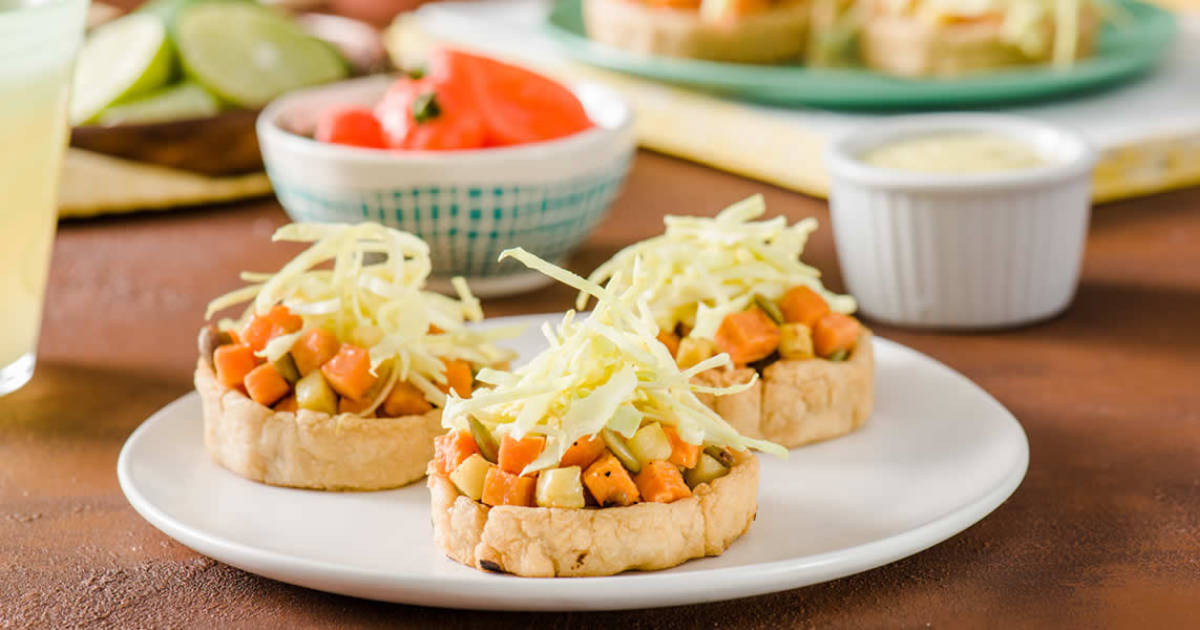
[257,48,635,296]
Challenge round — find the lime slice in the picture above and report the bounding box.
[175,3,347,108]
[70,14,175,126]
[96,81,221,126]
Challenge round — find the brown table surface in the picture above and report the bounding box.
[2,151,1198,628]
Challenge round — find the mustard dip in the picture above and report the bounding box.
[861,132,1047,173]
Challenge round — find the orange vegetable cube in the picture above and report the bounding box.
[291,328,340,375]
[813,313,862,358]
[582,452,640,507]
[634,460,693,504]
[663,426,701,469]
[780,286,831,328]
[560,434,606,469]
[382,380,433,417]
[656,330,680,357]
[338,395,376,416]
[498,434,546,476]
[244,363,291,407]
[714,308,781,365]
[320,343,376,401]
[274,394,298,412]
[213,343,259,388]
[480,467,536,507]
[242,305,303,352]
[438,358,473,398]
[433,430,481,476]
[645,0,703,9]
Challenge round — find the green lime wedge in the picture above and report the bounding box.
[70,13,175,125]
[175,3,347,108]
[96,81,221,126]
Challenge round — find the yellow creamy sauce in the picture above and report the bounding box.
[861,132,1048,173]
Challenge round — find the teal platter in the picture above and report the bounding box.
[544,0,1177,109]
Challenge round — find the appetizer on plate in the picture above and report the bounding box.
[428,248,785,577]
[197,222,514,490]
[582,195,873,449]
[859,0,1099,77]
[582,0,811,64]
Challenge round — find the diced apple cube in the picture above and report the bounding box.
[684,452,730,488]
[534,466,585,509]
[628,422,672,466]
[449,453,492,501]
[778,322,814,360]
[676,336,717,369]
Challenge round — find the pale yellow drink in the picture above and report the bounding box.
[0,0,88,395]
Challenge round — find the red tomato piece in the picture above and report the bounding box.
[314,106,386,149]
[373,76,486,151]
[431,49,593,147]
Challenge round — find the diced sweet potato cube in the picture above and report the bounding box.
[433,429,481,476]
[382,380,433,417]
[663,426,701,468]
[273,395,298,412]
[780,285,830,328]
[337,395,375,416]
[244,363,291,406]
[714,308,781,365]
[634,460,692,504]
[438,358,473,398]
[320,343,376,401]
[560,434,606,469]
[291,328,340,375]
[213,343,259,388]
[480,466,536,507]
[242,305,303,352]
[656,330,680,357]
[813,312,861,358]
[498,434,546,475]
[582,452,640,507]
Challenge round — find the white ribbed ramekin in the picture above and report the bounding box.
[825,114,1097,329]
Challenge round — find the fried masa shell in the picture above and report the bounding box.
[195,359,442,490]
[428,453,759,577]
[582,0,809,64]
[695,332,874,449]
[859,9,1098,78]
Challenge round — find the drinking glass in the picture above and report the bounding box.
[0,0,89,395]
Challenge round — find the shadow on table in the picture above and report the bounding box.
[0,361,188,439]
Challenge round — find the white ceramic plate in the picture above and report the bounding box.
[118,313,1027,611]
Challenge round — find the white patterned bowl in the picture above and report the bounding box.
[257,75,635,296]
[825,114,1097,329]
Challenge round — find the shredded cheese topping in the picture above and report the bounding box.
[579,194,855,341]
[440,247,788,475]
[205,222,517,407]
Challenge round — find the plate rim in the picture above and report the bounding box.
[542,0,1177,108]
[117,315,1029,611]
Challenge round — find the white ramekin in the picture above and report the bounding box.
[824,114,1097,329]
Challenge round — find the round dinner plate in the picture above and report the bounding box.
[544,0,1176,109]
[118,313,1028,611]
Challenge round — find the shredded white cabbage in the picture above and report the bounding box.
[440,247,787,475]
[577,195,855,340]
[206,222,516,407]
